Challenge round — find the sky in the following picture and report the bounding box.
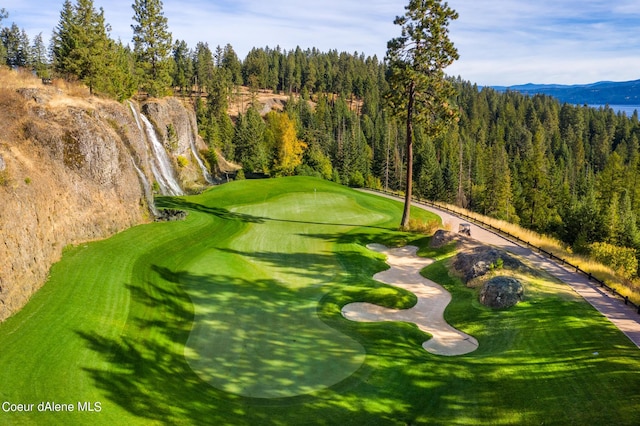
[2,0,640,86]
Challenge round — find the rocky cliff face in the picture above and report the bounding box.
[0,70,212,321]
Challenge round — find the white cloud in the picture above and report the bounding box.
[612,1,640,15]
[161,0,405,56]
[447,0,640,84]
[4,0,640,85]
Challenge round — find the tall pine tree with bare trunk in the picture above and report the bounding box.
[131,0,172,97]
[385,0,459,228]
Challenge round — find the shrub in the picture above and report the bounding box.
[166,124,179,151]
[204,148,217,172]
[489,257,504,271]
[332,170,341,185]
[349,171,365,188]
[176,155,188,168]
[589,242,638,280]
[404,218,440,235]
[365,174,383,190]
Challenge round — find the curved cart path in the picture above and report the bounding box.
[361,190,640,349]
[342,244,479,356]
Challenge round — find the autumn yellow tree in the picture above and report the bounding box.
[264,112,307,176]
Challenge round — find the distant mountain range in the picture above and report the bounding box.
[491,79,640,106]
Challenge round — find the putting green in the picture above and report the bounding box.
[181,191,388,398]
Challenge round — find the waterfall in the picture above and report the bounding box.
[126,101,159,215]
[189,134,214,184]
[131,159,159,216]
[128,102,184,196]
[129,101,142,131]
[140,113,184,196]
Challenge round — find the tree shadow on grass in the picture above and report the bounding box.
[75,258,640,424]
[156,196,395,231]
[76,262,420,423]
[73,198,640,425]
[156,197,266,223]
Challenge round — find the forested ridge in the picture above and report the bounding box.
[4,1,640,285]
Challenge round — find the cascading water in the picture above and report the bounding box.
[131,159,158,216]
[129,101,142,130]
[128,102,184,196]
[140,113,184,196]
[189,133,214,184]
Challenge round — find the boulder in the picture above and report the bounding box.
[430,229,459,248]
[16,88,51,104]
[156,209,187,222]
[480,277,524,309]
[453,246,525,282]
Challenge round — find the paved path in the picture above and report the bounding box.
[362,190,640,349]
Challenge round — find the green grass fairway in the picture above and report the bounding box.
[181,191,389,398]
[1,176,639,425]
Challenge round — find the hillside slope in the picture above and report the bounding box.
[493,79,640,106]
[0,69,211,321]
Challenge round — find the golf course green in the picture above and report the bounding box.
[0,176,639,425]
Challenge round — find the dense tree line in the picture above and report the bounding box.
[6,1,640,279]
[0,8,48,78]
[222,65,640,278]
[1,1,170,100]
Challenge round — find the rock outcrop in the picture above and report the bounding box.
[453,246,526,282]
[0,70,214,321]
[480,277,524,308]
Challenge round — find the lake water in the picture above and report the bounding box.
[589,105,640,116]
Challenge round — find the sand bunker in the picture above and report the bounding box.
[341,244,478,356]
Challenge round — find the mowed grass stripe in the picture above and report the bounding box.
[0,176,639,425]
[181,189,392,398]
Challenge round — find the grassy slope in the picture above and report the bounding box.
[0,176,639,425]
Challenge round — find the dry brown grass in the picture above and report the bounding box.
[0,67,42,90]
[51,77,90,98]
[227,87,291,117]
[0,66,90,98]
[403,217,441,234]
[430,200,640,305]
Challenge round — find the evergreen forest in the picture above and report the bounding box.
[4,1,640,285]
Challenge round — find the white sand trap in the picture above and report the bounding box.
[341,244,479,356]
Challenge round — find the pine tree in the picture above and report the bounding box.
[193,42,214,94]
[73,0,110,94]
[31,33,49,78]
[96,40,138,101]
[171,40,192,95]
[221,43,242,86]
[51,0,111,95]
[51,0,75,78]
[131,0,173,97]
[234,106,268,174]
[618,190,640,248]
[484,142,514,220]
[243,48,269,92]
[0,9,7,64]
[1,23,30,67]
[385,0,459,227]
[518,125,553,230]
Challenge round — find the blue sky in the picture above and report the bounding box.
[2,0,640,86]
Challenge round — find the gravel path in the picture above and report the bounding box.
[361,190,640,349]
